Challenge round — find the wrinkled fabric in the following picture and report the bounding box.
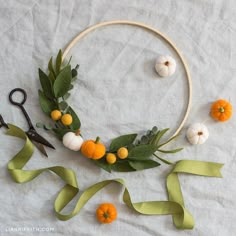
[0,0,235,235]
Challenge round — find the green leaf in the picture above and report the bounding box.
[72,68,78,79]
[48,57,56,77]
[93,159,111,173]
[140,135,149,144]
[44,123,53,130]
[158,148,183,154]
[71,77,78,83]
[63,92,70,100]
[109,133,137,152]
[150,128,169,146]
[53,65,72,98]
[67,106,81,130]
[152,126,158,133]
[153,153,173,165]
[128,144,157,160]
[157,134,179,148]
[69,84,74,90]
[127,143,135,151]
[111,161,135,172]
[48,71,55,82]
[56,49,62,75]
[36,122,45,128]
[52,128,72,140]
[38,90,56,115]
[59,101,68,111]
[129,160,160,170]
[38,68,53,98]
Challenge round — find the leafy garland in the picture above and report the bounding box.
[37,50,182,172]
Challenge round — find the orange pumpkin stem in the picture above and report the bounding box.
[103,212,109,219]
[95,136,100,144]
[75,129,80,136]
[219,107,224,113]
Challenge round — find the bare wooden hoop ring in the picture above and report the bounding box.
[62,20,192,137]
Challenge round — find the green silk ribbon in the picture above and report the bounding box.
[6,124,223,229]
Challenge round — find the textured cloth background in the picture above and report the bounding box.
[0,0,235,235]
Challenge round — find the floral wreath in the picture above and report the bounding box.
[36,20,192,172]
[2,20,228,229]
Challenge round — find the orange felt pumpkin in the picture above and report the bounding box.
[210,99,233,122]
[80,137,106,160]
[96,203,117,224]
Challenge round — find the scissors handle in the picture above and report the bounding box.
[9,88,34,130]
[9,88,27,105]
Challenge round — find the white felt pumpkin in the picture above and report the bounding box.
[186,123,209,145]
[155,55,176,77]
[62,131,84,151]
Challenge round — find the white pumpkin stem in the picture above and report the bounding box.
[75,129,81,136]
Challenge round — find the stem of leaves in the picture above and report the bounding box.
[153,153,173,165]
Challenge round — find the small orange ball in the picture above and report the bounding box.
[117,147,129,159]
[106,153,116,164]
[61,114,73,126]
[51,110,62,121]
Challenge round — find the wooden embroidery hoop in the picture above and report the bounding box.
[62,20,192,137]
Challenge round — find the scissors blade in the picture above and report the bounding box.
[0,115,8,129]
[33,141,48,158]
[26,129,55,149]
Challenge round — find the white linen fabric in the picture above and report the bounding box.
[0,0,235,235]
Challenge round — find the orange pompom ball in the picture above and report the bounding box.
[61,114,73,126]
[51,110,62,121]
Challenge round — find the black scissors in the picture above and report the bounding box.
[9,88,55,157]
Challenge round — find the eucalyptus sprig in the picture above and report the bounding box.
[37,50,81,139]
